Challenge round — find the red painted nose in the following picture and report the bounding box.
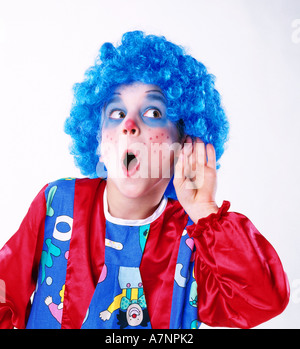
[123,119,139,135]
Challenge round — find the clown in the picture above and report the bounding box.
[0,31,289,329]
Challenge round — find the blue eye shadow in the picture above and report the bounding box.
[101,90,169,129]
[103,98,127,127]
[140,95,167,127]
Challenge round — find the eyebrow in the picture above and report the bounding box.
[145,90,167,104]
[104,89,167,112]
[144,94,167,105]
[105,94,122,105]
[103,95,123,113]
[146,89,166,97]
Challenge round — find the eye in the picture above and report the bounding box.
[143,108,162,119]
[110,110,126,119]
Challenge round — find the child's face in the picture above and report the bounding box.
[100,82,181,198]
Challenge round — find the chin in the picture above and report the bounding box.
[112,177,168,200]
[120,179,152,199]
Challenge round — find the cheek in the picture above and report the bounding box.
[102,129,116,143]
[99,129,119,161]
[146,128,177,144]
[147,127,180,168]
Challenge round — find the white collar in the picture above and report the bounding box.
[103,187,168,226]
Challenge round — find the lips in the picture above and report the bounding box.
[122,149,140,176]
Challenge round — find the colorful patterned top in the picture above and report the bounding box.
[0,178,289,329]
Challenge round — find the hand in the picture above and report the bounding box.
[45,296,53,306]
[99,310,111,321]
[174,136,218,223]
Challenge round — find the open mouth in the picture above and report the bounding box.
[122,151,140,175]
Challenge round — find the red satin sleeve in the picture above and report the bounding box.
[0,185,47,329]
[186,201,290,329]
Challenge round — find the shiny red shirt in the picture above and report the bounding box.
[0,178,289,328]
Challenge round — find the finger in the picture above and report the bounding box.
[183,136,193,158]
[190,139,205,189]
[176,137,203,181]
[179,136,193,178]
[206,143,216,169]
[186,135,193,143]
[174,150,185,183]
[174,146,194,187]
[186,139,204,181]
[194,138,206,167]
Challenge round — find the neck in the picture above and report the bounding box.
[105,179,167,220]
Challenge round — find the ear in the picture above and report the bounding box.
[96,159,108,178]
[180,134,188,147]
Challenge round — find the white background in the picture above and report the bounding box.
[0,0,299,328]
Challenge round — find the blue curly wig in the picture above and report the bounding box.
[64,31,229,199]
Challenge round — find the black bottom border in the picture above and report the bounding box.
[0,329,296,346]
